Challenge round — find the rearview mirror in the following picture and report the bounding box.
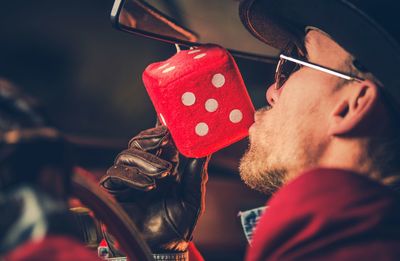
[111,0,278,63]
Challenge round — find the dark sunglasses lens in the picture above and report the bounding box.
[276,59,300,89]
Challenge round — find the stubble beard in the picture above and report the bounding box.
[239,107,288,195]
[239,120,324,195]
[239,141,287,195]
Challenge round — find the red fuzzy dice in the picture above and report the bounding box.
[142,44,255,158]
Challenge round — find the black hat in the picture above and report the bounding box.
[239,0,400,104]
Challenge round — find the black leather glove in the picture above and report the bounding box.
[99,126,210,253]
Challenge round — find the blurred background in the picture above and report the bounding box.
[0,0,278,260]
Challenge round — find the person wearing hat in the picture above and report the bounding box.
[0,79,100,260]
[100,0,400,260]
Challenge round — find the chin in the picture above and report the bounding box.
[239,145,286,195]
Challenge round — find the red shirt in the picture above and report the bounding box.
[246,168,400,260]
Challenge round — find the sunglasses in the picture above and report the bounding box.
[275,47,400,126]
[275,53,365,89]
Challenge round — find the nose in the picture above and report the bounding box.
[266,83,282,106]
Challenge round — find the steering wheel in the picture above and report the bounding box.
[71,167,154,261]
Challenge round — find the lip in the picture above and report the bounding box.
[250,105,272,133]
[253,108,266,123]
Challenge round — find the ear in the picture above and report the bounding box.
[328,79,379,135]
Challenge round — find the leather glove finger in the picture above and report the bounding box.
[128,126,169,154]
[100,148,173,192]
[129,125,181,179]
[101,164,155,193]
[115,148,172,178]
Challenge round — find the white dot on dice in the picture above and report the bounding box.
[195,122,209,136]
[229,109,243,123]
[194,53,207,59]
[188,49,201,54]
[212,74,225,88]
[159,113,167,126]
[162,66,176,73]
[181,92,196,106]
[205,98,218,112]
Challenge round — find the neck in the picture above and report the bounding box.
[317,136,376,178]
[283,136,375,185]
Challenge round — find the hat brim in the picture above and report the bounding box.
[239,0,400,95]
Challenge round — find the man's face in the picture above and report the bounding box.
[239,30,352,194]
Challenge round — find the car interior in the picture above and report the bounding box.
[0,0,280,260]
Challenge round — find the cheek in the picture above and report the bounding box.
[276,87,309,122]
[275,82,328,140]
[252,74,331,140]
[279,73,329,114]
